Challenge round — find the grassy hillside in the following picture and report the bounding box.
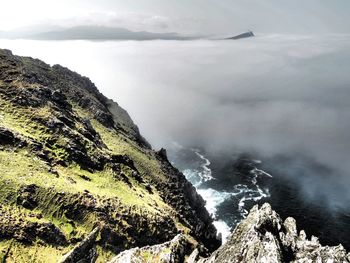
[0,49,219,262]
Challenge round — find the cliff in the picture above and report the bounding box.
[0,49,220,262]
[197,203,349,262]
[114,203,349,263]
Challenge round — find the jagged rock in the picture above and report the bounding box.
[197,203,349,263]
[106,98,150,148]
[16,184,39,209]
[108,234,189,263]
[0,127,26,147]
[58,227,99,263]
[188,249,200,263]
[157,148,169,162]
[154,153,221,252]
[280,217,298,251]
[51,89,71,110]
[225,31,255,40]
[0,127,16,145]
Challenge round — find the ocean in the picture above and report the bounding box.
[168,145,350,249]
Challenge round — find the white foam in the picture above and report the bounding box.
[180,148,272,244]
[194,151,214,182]
[197,188,231,216]
[213,220,231,243]
[183,169,203,187]
[196,188,233,243]
[251,167,273,178]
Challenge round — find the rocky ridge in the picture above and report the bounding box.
[108,234,189,263]
[112,203,349,262]
[198,203,349,262]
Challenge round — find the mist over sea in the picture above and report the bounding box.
[2,35,350,247]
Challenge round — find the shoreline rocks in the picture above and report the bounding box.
[108,203,349,262]
[198,203,350,263]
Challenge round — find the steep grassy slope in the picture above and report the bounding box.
[0,49,220,262]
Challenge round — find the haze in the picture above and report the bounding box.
[1,0,350,36]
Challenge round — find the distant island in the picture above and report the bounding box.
[0,25,193,41]
[225,31,255,40]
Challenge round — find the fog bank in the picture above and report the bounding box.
[1,34,349,209]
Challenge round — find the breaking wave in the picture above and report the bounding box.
[180,148,272,242]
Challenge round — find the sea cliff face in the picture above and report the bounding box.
[0,49,219,262]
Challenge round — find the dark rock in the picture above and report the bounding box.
[225,31,255,40]
[79,174,91,181]
[46,117,65,130]
[58,227,99,263]
[131,170,143,183]
[36,222,67,245]
[154,149,222,252]
[198,203,350,263]
[94,110,114,128]
[111,154,137,171]
[51,89,72,110]
[157,148,169,162]
[17,184,39,209]
[0,127,16,145]
[108,234,189,263]
[0,205,67,245]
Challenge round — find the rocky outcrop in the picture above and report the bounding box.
[106,98,150,148]
[225,31,254,40]
[198,203,350,263]
[108,234,189,263]
[58,227,99,263]
[154,149,221,252]
[103,203,349,262]
[0,204,67,245]
[0,48,146,146]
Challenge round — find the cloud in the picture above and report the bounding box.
[0,11,202,36]
[56,12,176,32]
[87,34,350,209]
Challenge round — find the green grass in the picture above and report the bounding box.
[0,240,66,263]
[0,96,187,262]
[91,119,166,182]
[0,240,116,263]
[0,100,51,141]
[0,149,169,214]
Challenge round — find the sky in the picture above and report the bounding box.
[1,0,350,35]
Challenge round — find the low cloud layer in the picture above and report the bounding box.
[1,34,349,209]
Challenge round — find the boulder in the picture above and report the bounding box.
[58,227,100,263]
[108,234,189,263]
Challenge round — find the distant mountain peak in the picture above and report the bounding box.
[225,31,255,40]
[0,25,193,41]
